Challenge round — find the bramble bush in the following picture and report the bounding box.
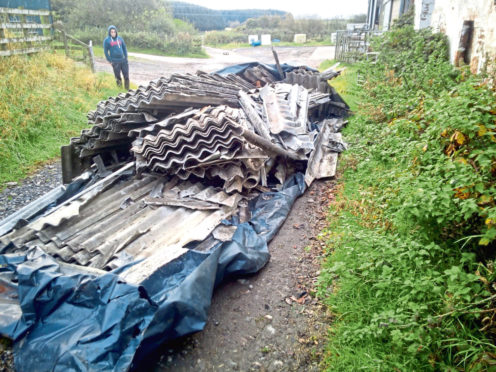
[319,24,496,370]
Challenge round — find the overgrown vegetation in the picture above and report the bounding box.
[0,53,122,186]
[319,25,496,370]
[319,60,359,111]
[51,0,203,56]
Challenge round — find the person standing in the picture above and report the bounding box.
[103,25,129,90]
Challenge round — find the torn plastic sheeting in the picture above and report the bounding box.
[129,172,306,366]
[0,248,157,372]
[0,173,306,372]
[214,62,317,80]
[0,254,26,339]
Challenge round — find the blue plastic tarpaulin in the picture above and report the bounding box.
[0,173,306,371]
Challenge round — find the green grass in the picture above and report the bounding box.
[206,40,333,50]
[92,45,209,59]
[0,52,123,188]
[52,42,209,60]
[319,59,359,112]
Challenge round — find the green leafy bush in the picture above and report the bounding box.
[319,25,496,370]
[204,30,246,46]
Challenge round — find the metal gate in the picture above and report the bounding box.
[334,29,382,63]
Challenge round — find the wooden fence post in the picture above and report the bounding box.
[63,29,68,57]
[0,14,5,54]
[88,40,95,73]
[21,13,29,50]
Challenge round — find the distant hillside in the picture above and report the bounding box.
[171,1,288,31]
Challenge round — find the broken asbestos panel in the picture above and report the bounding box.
[0,173,237,273]
[304,119,346,186]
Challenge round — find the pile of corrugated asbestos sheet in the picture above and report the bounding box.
[1,61,347,275]
[61,63,348,188]
[0,59,349,371]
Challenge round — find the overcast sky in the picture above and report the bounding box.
[179,0,369,19]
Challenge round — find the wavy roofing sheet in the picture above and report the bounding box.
[0,171,240,274]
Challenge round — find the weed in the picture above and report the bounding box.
[319,26,496,370]
[261,346,271,354]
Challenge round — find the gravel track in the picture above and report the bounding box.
[95,46,335,86]
[0,161,62,221]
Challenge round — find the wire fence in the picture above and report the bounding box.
[334,29,382,63]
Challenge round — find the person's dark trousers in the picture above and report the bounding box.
[111,60,130,90]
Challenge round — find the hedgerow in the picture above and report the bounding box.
[319,25,496,370]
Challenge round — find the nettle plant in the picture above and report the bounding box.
[360,26,496,250]
[318,25,496,369]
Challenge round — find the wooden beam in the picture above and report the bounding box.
[0,23,51,29]
[64,32,89,47]
[0,35,51,44]
[0,46,48,56]
[54,29,88,48]
[0,8,50,16]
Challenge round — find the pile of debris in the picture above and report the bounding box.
[0,58,350,372]
[131,106,268,193]
[62,61,348,192]
[4,58,349,274]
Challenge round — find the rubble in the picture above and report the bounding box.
[0,57,349,372]
[61,61,349,193]
[4,60,349,267]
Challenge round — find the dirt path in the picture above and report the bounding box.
[134,180,336,372]
[96,46,335,86]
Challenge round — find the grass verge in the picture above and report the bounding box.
[206,40,333,50]
[0,52,122,187]
[319,59,359,112]
[91,45,209,59]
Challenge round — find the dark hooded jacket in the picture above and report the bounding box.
[103,25,128,63]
